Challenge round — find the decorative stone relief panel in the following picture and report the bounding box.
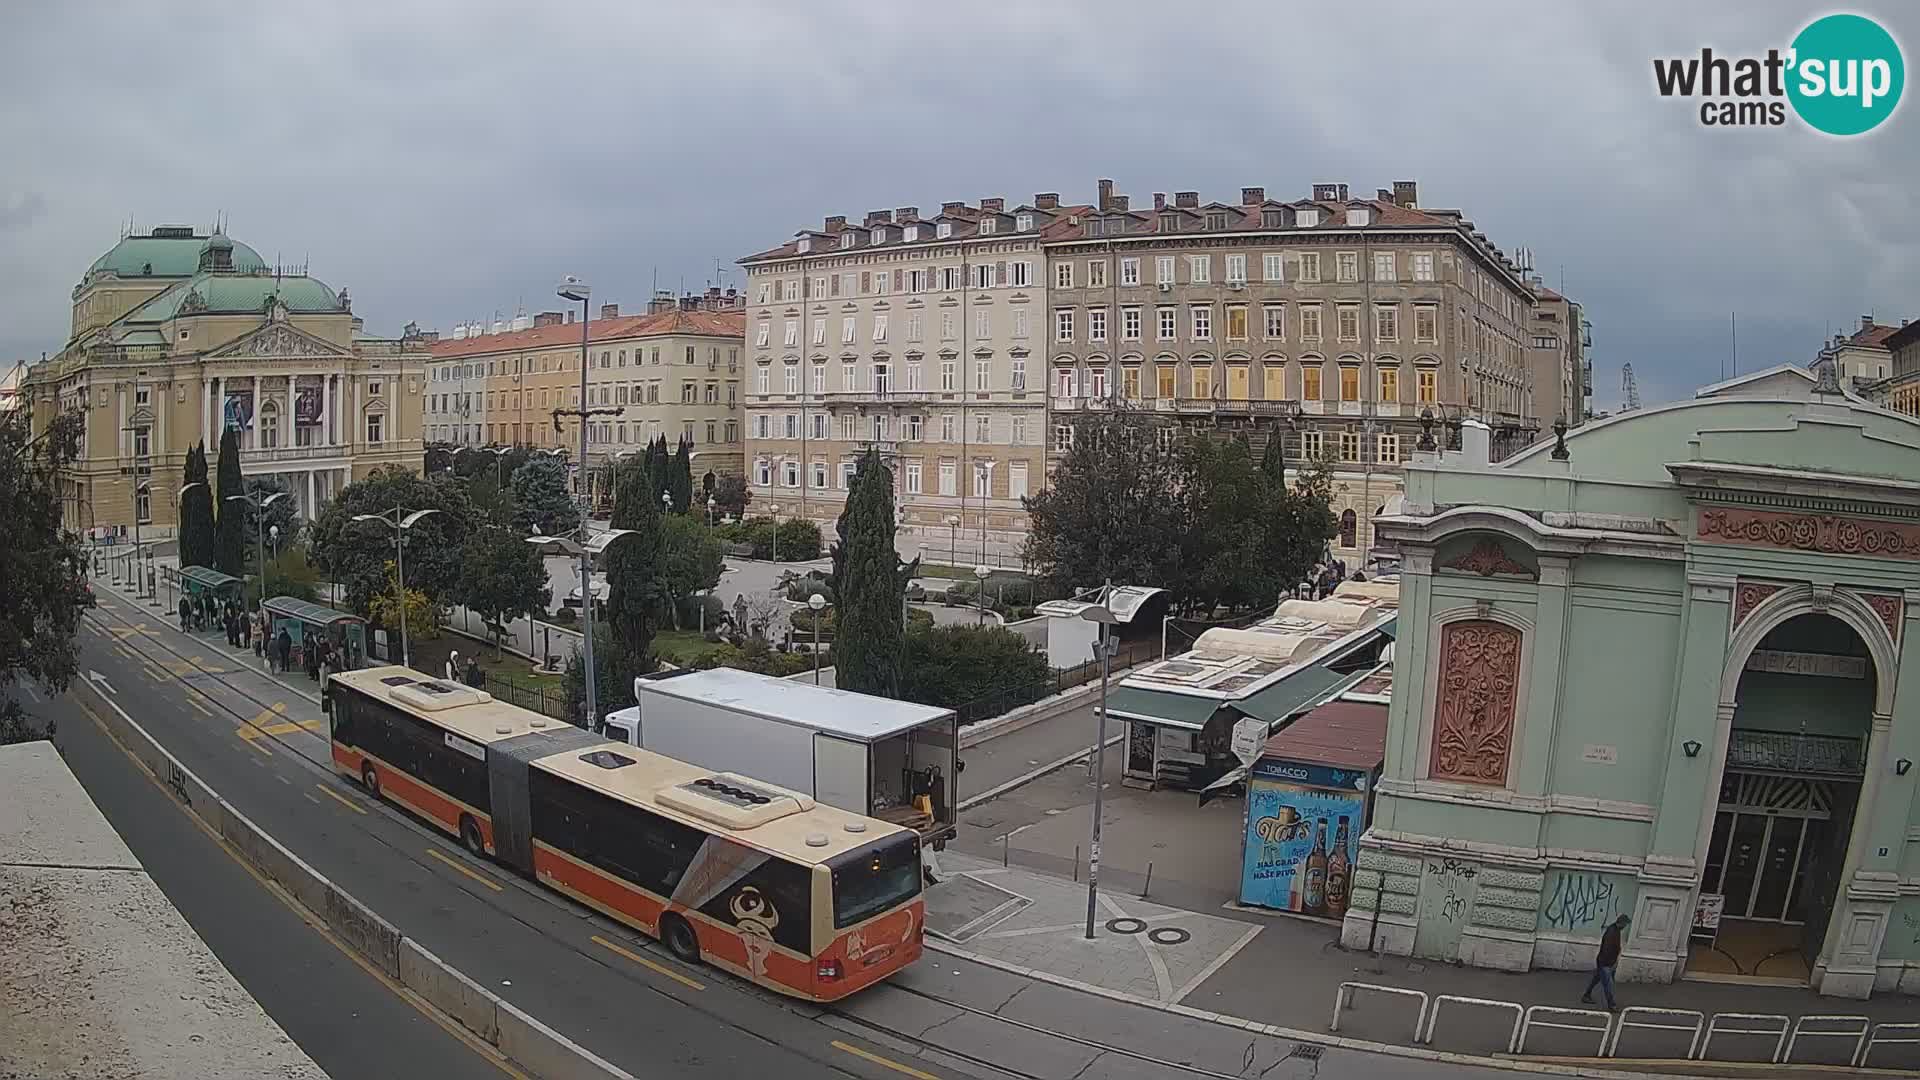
[1429,620,1523,787]
[1733,580,1785,628]
[1700,508,1920,560]
[1858,591,1903,646]
[1440,538,1538,580]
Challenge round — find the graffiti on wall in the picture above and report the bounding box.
[1427,858,1477,925]
[1539,869,1633,934]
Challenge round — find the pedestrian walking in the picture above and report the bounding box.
[465,656,483,689]
[445,650,459,682]
[275,628,292,675]
[178,596,191,631]
[317,641,332,686]
[1581,915,1630,1012]
[239,609,252,651]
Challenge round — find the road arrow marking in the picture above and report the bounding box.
[87,670,117,695]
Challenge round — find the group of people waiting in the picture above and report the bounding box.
[176,592,340,683]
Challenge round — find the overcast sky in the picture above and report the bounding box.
[4,1,1915,408]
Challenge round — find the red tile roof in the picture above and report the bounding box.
[1846,322,1901,348]
[429,310,743,359]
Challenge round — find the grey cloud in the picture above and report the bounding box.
[1,0,1916,410]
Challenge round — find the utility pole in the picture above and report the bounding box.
[554,277,624,727]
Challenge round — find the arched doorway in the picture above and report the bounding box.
[1696,613,1875,984]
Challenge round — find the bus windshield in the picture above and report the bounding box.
[829,834,922,929]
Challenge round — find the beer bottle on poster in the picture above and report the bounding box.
[1303,819,1329,916]
[1326,816,1352,919]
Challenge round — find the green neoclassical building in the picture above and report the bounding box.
[1342,365,1920,999]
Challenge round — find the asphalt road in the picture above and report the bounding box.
[46,687,502,1080]
[59,599,948,1080]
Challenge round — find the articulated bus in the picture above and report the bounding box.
[323,666,924,1000]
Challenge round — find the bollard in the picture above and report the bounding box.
[1002,834,1009,867]
[1142,861,1153,899]
[1074,845,1080,883]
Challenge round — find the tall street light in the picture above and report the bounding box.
[974,564,990,625]
[706,494,717,530]
[528,526,640,729]
[946,514,961,567]
[554,276,625,716]
[351,508,441,670]
[768,502,780,563]
[1079,584,1123,940]
[226,487,288,608]
[175,481,208,606]
[808,592,826,684]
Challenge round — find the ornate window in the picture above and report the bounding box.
[1339,508,1357,547]
[1429,620,1522,787]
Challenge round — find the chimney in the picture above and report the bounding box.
[1112,195,1129,211]
[1241,186,1265,205]
[940,201,966,216]
[1034,192,1060,210]
[565,310,575,324]
[1377,188,1393,201]
[1312,182,1340,201]
[599,303,619,321]
[895,206,918,223]
[981,197,1004,213]
[1153,193,1167,212]
[1097,178,1114,211]
[1459,419,1492,466]
[533,311,564,328]
[1336,183,1349,201]
[1862,314,1875,331]
[1392,180,1418,208]
[823,215,847,233]
[681,296,697,312]
[1174,191,1199,209]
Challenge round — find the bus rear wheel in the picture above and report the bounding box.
[660,914,700,964]
[459,816,485,858]
[361,762,380,799]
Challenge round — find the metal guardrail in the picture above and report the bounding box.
[1784,1015,1870,1066]
[1860,1022,1920,1068]
[1701,1012,1791,1063]
[1519,1005,1612,1056]
[1419,995,1524,1054]
[1329,982,1427,1041]
[1603,1006,1704,1060]
[1335,983,1893,1068]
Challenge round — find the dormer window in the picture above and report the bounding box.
[1016,213,1033,231]
[1158,214,1179,233]
[979,217,997,235]
[935,222,951,239]
[1205,211,1228,230]
[871,228,885,245]
[840,233,855,249]
[1297,209,1321,228]
[904,225,920,242]
[1349,206,1371,227]
[797,236,813,253]
[1261,210,1284,229]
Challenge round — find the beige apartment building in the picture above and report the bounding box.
[427,290,745,493]
[739,197,1080,563]
[1526,284,1589,429]
[1044,179,1541,562]
[22,226,428,537]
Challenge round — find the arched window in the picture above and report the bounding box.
[259,401,280,449]
[1339,508,1357,548]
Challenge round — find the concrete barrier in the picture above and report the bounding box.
[401,939,500,1044]
[82,679,636,1079]
[960,680,1102,748]
[498,999,632,1080]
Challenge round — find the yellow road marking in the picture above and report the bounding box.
[74,693,525,1078]
[235,705,321,748]
[591,934,707,991]
[315,784,367,815]
[831,1040,942,1079]
[240,734,274,757]
[425,847,504,893]
[112,643,136,661]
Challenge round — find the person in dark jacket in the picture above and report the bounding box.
[305,635,321,681]
[465,656,484,689]
[1581,915,1630,1011]
[275,628,293,674]
[178,596,192,630]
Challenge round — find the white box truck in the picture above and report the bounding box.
[602,668,961,851]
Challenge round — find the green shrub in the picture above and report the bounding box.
[774,518,822,561]
[900,623,1049,710]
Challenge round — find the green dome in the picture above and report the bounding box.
[125,272,343,322]
[87,230,267,279]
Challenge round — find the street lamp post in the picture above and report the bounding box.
[706,495,716,530]
[662,490,671,515]
[808,592,826,685]
[553,275,625,730]
[768,503,780,563]
[527,526,639,730]
[225,488,288,609]
[946,514,960,567]
[351,508,441,670]
[974,564,990,625]
[174,480,207,606]
[1079,585,1120,940]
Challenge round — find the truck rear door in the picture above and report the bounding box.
[813,734,870,817]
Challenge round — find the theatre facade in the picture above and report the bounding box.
[1342,366,1920,998]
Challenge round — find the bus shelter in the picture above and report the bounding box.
[168,565,244,609]
[263,597,369,672]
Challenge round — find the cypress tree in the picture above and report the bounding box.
[603,458,665,687]
[669,436,693,513]
[831,449,911,697]
[178,442,217,569]
[214,426,245,575]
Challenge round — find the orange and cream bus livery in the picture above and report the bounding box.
[323,666,924,1000]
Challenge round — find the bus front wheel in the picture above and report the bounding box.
[459,815,485,857]
[660,914,700,964]
[361,762,380,799]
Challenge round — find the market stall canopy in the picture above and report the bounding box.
[1035,584,1164,624]
[1259,700,1389,774]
